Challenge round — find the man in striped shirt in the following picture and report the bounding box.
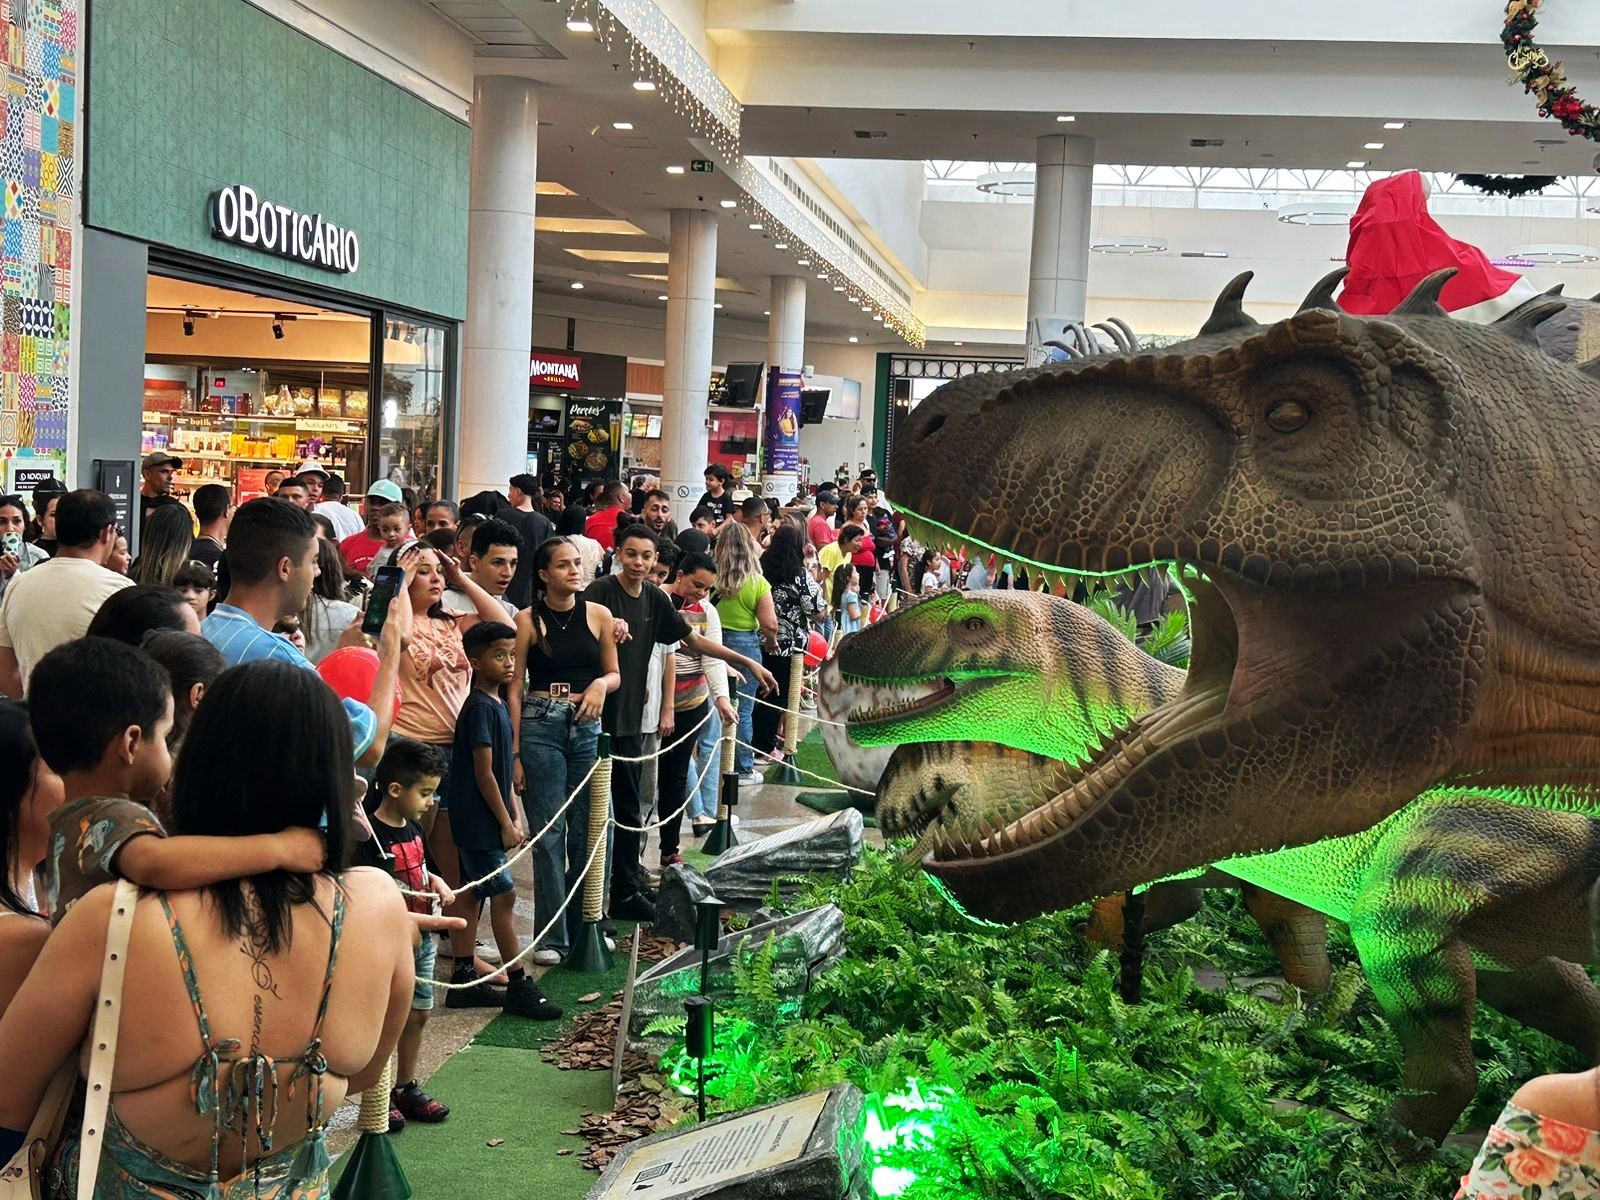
[202,498,405,766]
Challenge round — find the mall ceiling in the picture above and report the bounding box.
[419,1,1600,345]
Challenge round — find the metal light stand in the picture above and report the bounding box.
[703,729,742,856]
[685,895,725,1122]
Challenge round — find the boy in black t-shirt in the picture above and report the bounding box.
[443,622,561,1021]
[355,739,455,1128]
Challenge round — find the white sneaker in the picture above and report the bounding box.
[604,935,617,952]
[738,771,763,787]
[532,948,561,966]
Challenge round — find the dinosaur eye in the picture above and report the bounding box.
[1265,399,1310,433]
[962,616,987,633]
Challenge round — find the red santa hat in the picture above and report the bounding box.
[1339,170,1540,322]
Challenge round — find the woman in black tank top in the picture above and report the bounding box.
[507,538,620,964]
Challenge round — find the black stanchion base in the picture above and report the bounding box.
[769,757,804,785]
[704,773,743,856]
[562,920,615,974]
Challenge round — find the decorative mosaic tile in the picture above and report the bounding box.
[22,146,38,187]
[0,410,16,447]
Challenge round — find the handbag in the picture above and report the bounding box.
[0,879,138,1200]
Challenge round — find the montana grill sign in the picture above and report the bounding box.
[531,354,583,388]
[209,186,361,274]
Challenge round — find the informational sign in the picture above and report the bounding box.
[531,353,584,389]
[592,1091,828,1200]
[209,185,360,274]
[765,368,803,475]
[690,159,715,173]
[564,399,621,485]
[93,459,135,535]
[5,457,61,494]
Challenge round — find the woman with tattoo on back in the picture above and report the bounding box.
[0,660,415,1199]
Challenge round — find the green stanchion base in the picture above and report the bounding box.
[769,759,804,785]
[702,817,740,856]
[331,1130,412,1200]
[560,920,614,973]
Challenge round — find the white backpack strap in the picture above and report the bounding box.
[77,879,139,1200]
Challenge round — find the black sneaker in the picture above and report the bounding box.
[611,891,657,923]
[444,964,507,1009]
[503,975,563,1021]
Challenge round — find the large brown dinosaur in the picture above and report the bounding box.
[866,267,1600,1143]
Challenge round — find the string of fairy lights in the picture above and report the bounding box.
[565,0,926,348]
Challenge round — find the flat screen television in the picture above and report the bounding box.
[800,388,831,425]
[721,362,764,407]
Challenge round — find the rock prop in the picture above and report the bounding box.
[704,809,863,909]
[627,905,846,1054]
[584,1084,868,1200]
[653,861,718,944]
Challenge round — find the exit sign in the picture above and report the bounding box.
[690,159,715,173]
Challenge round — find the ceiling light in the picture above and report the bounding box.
[848,336,859,343]
[1504,243,1600,265]
[713,302,723,309]
[611,121,634,131]
[1279,200,1357,226]
[953,341,963,346]
[719,199,737,208]
[1363,142,1385,150]
[763,310,770,316]
[657,294,668,301]
[566,17,594,32]
[1383,121,1408,130]
[748,222,763,230]
[570,281,585,289]
[632,79,656,92]
[1089,235,1168,255]
[774,242,789,250]
[874,316,884,323]
[797,258,810,266]
[272,321,284,340]
[1055,114,1076,123]
[832,285,845,291]
[1346,160,1368,169]
[183,311,196,337]
[665,165,686,175]
[817,273,828,279]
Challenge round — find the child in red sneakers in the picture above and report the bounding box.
[355,738,455,1129]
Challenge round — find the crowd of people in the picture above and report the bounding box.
[0,450,931,1196]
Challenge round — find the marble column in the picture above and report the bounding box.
[659,209,719,525]
[1026,134,1096,364]
[458,75,539,498]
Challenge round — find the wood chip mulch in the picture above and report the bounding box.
[543,932,693,1172]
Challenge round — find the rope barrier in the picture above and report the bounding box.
[728,736,878,798]
[746,691,850,728]
[356,1055,394,1133]
[610,708,714,761]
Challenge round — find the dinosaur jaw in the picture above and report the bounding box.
[844,675,1008,734]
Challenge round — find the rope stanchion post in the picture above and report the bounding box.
[358,1056,395,1134]
[562,733,615,974]
[703,727,742,856]
[769,652,808,784]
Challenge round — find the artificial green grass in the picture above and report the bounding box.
[331,1044,608,1199]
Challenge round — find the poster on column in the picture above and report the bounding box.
[765,369,803,474]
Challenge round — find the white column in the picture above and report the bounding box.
[659,209,719,525]
[458,75,539,498]
[764,275,807,498]
[1026,134,1096,365]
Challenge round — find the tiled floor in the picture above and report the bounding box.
[330,728,866,1149]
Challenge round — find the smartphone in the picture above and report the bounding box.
[363,565,405,636]
[0,532,19,557]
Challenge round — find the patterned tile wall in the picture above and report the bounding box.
[0,0,73,474]
[86,0,469,319]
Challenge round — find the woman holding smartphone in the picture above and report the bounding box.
[0,495,47,604]
[508,537,619,967]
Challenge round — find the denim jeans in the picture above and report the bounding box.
[688,707,722,822]
[519,697,600,956]
[722,628,763,774]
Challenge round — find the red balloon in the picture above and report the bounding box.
[316,647,403,719]
[867,601,885,625]
[803,629,830,668]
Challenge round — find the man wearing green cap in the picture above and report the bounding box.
[339,480,406,575]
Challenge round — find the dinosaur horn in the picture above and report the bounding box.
[1390,268,1458,317]
[1198,272,1259,337]
[1492,296,1569,344]
[1297,267,1350,313]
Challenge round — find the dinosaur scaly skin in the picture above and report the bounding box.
[869,272,1600,1141]
[832,589,1330,989]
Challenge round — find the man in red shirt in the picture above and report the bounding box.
[805,492,838,551]
[584,480,630,552]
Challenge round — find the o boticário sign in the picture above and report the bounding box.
[208,186,361,274]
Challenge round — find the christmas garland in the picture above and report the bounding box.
[1503,0,1600,141]
[1454,172,1561,197]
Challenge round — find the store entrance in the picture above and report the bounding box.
[144,275,373,503]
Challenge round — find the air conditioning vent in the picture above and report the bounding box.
[1190,138,1224,148]
[853,130,888,140]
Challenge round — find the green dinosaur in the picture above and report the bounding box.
[829,587,1331,989]
[860,268,1600,1143]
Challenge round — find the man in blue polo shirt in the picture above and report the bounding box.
[203,498,405,766]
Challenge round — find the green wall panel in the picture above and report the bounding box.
[86,0,468,318]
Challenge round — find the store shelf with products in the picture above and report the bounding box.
[142,366,369,501]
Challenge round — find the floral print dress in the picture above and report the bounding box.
[1459,1103,1600,1198]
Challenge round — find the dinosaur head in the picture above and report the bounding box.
[883,271,1594,923]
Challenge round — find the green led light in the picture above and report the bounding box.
[862,1079,955,1197]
